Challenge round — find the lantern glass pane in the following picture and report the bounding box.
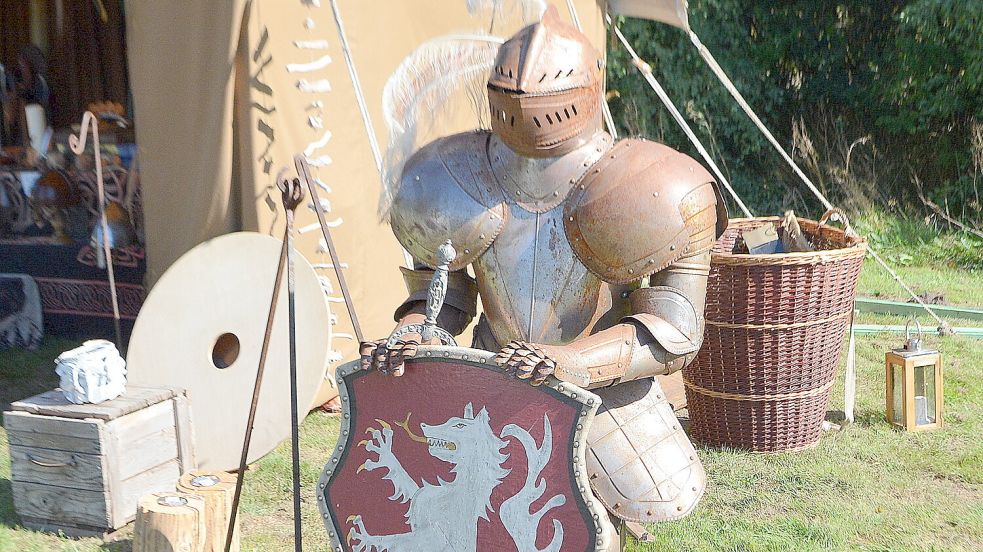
[914,363,936,425]
[891,364,903,425]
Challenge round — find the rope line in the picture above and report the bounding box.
[605,13,947,331]
[607,14,753,218]
[685,30,947,330]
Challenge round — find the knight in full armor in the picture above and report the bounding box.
[361,5,726,538]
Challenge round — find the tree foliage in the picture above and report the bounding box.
[606,0,983,221]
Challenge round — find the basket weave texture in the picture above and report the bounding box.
[684,216,866,452]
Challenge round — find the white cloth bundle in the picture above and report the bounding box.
[55,340,127,404]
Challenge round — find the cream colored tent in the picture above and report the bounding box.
[124,1,607,400]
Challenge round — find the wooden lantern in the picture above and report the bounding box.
[885,321,943,432]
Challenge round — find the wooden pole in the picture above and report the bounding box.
[134,492,206,552]
[177,472,241,552]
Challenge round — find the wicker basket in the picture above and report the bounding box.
[684,211,866,452]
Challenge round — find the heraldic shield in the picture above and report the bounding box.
[318,345,611,552]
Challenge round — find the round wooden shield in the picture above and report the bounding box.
[319,345,610,552]
[126,232,332,470]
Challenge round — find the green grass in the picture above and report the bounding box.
[1,215,982,551]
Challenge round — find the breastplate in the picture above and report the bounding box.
[472,202,603,346]
[472,133,613,346]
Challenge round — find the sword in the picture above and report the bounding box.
[385,240,458,348]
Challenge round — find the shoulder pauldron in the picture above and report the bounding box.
[564,138,720,284]
[389,131,507,271]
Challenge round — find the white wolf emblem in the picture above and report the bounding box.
[348,403,566,552]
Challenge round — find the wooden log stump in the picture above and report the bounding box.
[176,471,241,552]
[134,492,206,552]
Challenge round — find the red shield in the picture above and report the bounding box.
[318,345,606,552]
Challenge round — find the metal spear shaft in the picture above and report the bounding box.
[281,175,306,552]
[294,154,364,343]
[224,229,287,552]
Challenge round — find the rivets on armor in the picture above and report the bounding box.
[318,495,323,501]
[320,483,326,489]
[464,248,471,254]
[425,351,432,356]
[689,455,695,461]
[625,340,631,345]
[647,510,653,516]
[583,162,589,167]
[621,291,629,298]
[628,268,634,274]
[587,398,594,405]
[617,363,622,368]
[577,424,583,430]
[579,184,585,189]
[553,191,559,197]
[569,178,576,184]
[677,506,684,511]
[486,187,492,192]
[568,216,574,221]
[479,234,485,240]
[613,503,621,509]
[670,245,676,251]
[647,259,654,265]
[414,175,420,181]
[653,191,659,197]
[693,486,698,492]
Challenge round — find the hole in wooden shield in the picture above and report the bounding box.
[212,332,240,369]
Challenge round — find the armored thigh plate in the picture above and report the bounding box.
[586,378,706,523]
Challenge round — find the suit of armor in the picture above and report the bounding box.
[362,6,724,530]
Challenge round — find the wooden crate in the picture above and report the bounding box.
[4,385,196,537]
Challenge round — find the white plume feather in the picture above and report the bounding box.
[377,1,547,219]
[379,34,503,218]
[467,0,546,33]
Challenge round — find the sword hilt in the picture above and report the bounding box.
[385,240,457,349]
[421,240,455,343]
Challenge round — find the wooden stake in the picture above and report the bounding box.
[177,472,241,552]
[134,492,206,552]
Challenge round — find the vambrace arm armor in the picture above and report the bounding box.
[392,264,479,337]
[536,251,710,389]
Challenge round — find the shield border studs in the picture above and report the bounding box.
[317,344,610,552]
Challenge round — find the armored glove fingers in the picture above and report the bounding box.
[494,341,556,386]
[359,338,420,377]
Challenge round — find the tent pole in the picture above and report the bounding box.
[328,0,414,267]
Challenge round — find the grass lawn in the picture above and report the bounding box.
[1,245,981,551]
